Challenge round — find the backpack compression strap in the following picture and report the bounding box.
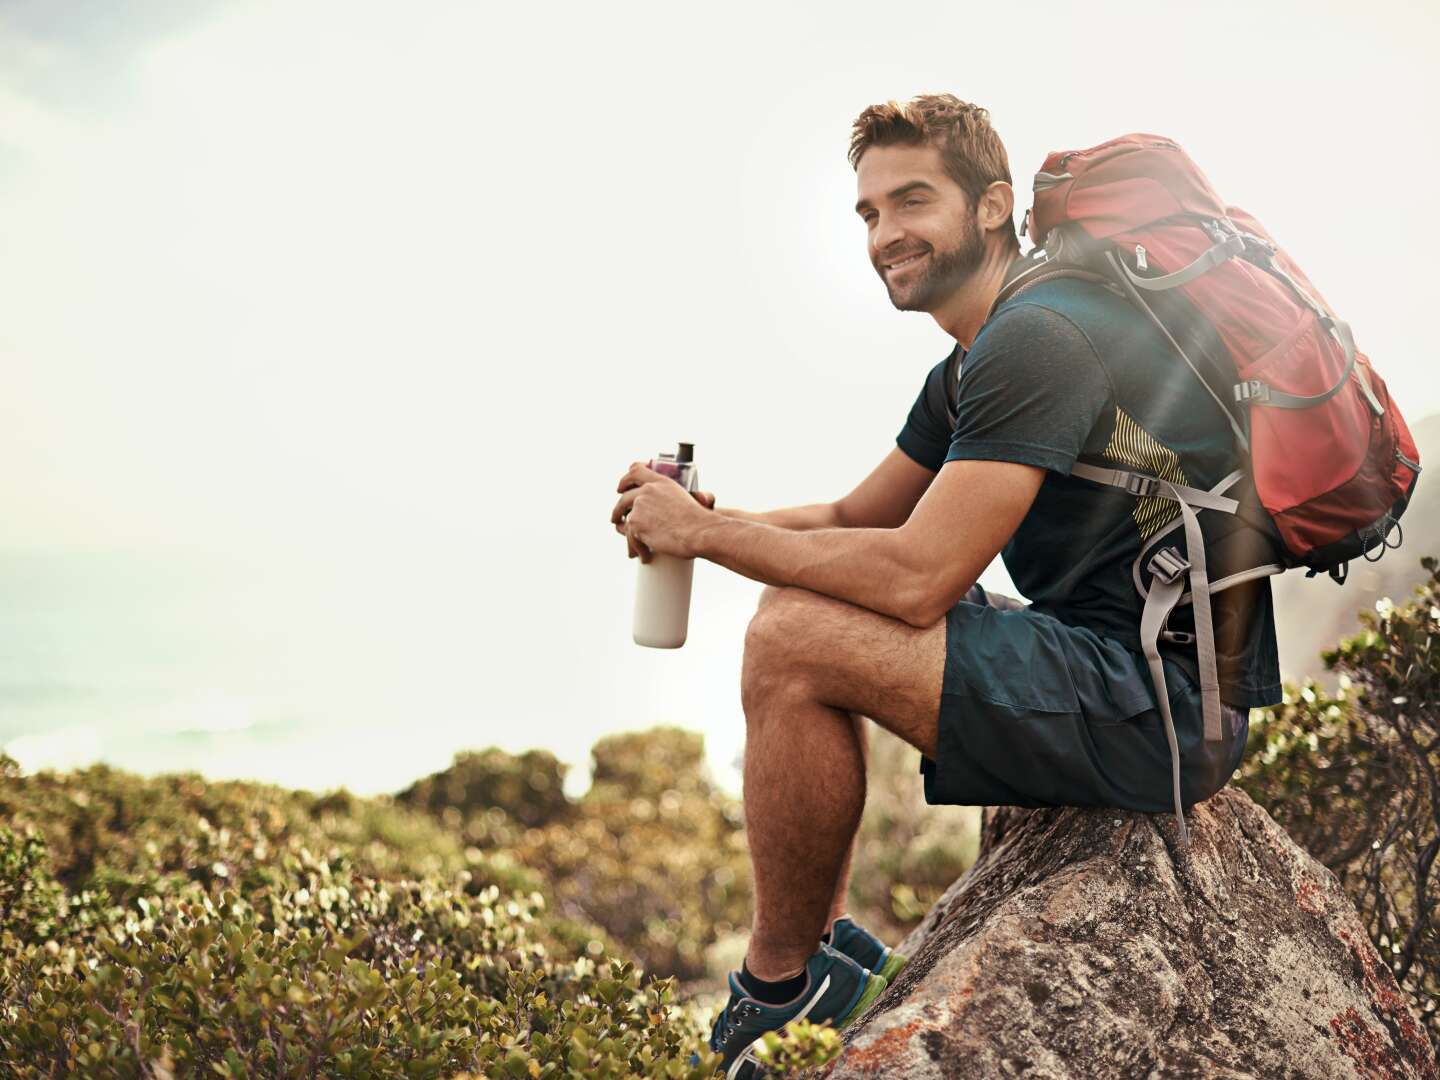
[1071,463,1237,848]
[1139,548,1194,849]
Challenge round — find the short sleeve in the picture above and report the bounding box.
[945,302,1112,475]
[896,347,961,473]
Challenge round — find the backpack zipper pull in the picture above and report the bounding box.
[1135,244,1148,271]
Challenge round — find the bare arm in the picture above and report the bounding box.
[687,458,1045,627]
[712,446,937,531]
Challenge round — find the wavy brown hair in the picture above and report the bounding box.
[849,94,1017,245]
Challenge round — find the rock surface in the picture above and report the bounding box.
[815,788,1437,1079]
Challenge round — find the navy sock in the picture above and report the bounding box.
[740,961,807,1005]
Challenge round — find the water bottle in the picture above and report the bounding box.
[632,442,698,649]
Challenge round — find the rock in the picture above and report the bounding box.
[815,788,1437,1079]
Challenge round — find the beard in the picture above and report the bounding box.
[880,213,984,312]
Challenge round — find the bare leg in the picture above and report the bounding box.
[740,588,944,981]
[741,685,866,979]
[826,715,869,936]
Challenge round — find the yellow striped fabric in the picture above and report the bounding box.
[1101,408,1187,539]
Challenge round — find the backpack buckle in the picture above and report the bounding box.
[1161,630,1196,645]
[1124,473,1159,498]
[1148,547,1191,585]
[1233,379,1270,403]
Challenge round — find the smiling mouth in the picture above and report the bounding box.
[884,251,928,273]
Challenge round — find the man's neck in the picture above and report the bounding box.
[930,244,1020,349]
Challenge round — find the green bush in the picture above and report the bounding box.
[749,1018,844,1074]
[847,729,981,937]
[0,724,971,1077]
[1238,557,1440,1050]
[406,727,981,987]
[0,762,723,1077]
[397,748,572,830]
[412,729,752,984]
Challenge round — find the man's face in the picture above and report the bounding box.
[855,142,983,312]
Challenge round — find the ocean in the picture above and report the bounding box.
[0,548,513,797]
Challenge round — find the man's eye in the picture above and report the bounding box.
[903,198,925,208]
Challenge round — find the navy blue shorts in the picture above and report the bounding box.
[920,586,1248,813]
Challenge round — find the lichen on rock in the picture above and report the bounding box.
[812,789,1438,1080]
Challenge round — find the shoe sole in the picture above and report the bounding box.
[876,951,907,984]
[838,970,888,1027]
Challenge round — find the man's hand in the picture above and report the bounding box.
[611,463,715,562]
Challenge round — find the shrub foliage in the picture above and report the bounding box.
[397,748,572,831]
[1237,557,1440,1049]
[399,726,979,985]
[402,730,751,984]
[0,721,977,1076]
[0,761,722,1077]
[847,731,980,937]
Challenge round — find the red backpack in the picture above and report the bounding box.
[999,134,1421,846]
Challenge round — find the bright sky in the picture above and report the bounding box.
[1,0,1436,792]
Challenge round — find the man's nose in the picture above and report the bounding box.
[872,213,906,254]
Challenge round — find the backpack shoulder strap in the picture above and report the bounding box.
[950,254,1117,421]
[989,255,1117,318]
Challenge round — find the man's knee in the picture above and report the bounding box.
[755,584,792,615]
[748,586,817,643]
[742,588,816,712]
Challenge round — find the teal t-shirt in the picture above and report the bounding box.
[897,276,1282,709]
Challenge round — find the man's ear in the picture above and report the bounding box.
[977,180,1015,236]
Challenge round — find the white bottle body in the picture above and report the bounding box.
[631,455,697,649]
[632,554,695,648]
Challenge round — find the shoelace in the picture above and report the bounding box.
[710,1008,733,1051]
[711,1001,761,1051]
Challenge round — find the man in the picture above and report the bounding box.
[610,95,1279,1077]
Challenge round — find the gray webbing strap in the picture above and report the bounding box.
[1233,316,1361,410]
[1138,477,1221,853]
[1071,466,1231,731]
[1140,569,1189,849]
[1105,251,1251,455]
[1161,480,1223,745]
[1128,469,1247,599]
[1073,464,1233,739]
[1120,232,1245,292]
[1233,252,1382,417]
[1033,170,1074,191]
[1070,463,1241,516]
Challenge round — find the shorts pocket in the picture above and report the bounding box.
[1065,634,1167,730]
[944,604,1082,715]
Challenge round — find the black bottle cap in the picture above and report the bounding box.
[676,442,694,463]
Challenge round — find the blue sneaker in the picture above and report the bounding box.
[708,944,886,1079]
[827,916,908,983]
